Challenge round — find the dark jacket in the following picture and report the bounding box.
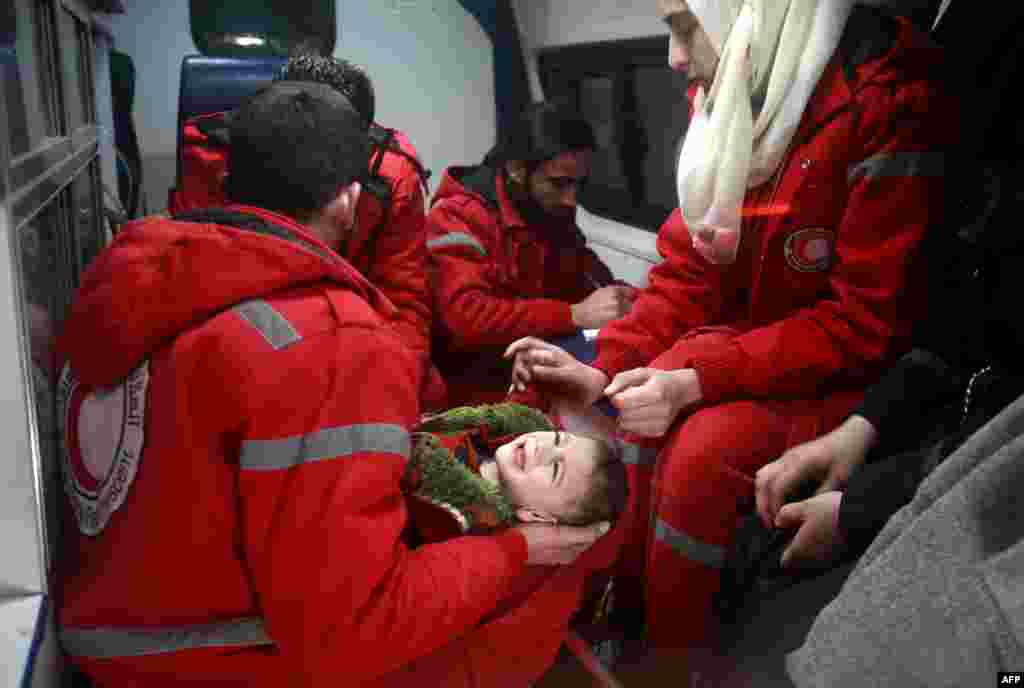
[838,157,1024,554]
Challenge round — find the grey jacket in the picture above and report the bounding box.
[787,392,1024,687]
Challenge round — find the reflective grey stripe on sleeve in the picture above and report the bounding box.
[617,440,658,468]
[654,518,726,569]
[847,152,945,183]
[232,299,302,350]
[240,423,410,471]
[60,617,273,659]
[427,232,487,257]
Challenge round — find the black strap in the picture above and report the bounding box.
[369,125,432,196]
[352,126,433,269]
[368,125,396,178]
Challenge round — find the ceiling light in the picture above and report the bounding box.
[231,35,266,47]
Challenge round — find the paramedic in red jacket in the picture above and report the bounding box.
[56,81,609,687]
[427,100,638,407]
[170,55,442,406]
[277,55,434,364]
[508,0,955,657]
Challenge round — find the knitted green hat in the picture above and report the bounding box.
[417,402,553,438]
[405,403,554,533]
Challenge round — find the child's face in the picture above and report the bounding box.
[486,431,602,523]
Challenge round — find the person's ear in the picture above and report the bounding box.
[516,507,558,525]
[323,180,362,231]
[506,160,527,186]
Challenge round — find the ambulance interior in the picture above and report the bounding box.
[1,0,1019,685]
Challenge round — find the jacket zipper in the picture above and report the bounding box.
[748,139,797,321]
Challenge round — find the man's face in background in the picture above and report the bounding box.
[508,148,592,222]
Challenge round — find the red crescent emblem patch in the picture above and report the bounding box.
[57,362,149,536]
[784,228,834,272]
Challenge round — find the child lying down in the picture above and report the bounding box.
[403,403,629,539]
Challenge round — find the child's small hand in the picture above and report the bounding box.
[775,491,845,569]
[755,415,876,529]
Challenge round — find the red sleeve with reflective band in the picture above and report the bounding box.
[238,325,527,681]
[592,211,733,379]
[427,198,577,351]
[356,165,433,358]
[656,84,949,404]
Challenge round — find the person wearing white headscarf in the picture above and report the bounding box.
[506,0,956,658]
[674,0,854,263]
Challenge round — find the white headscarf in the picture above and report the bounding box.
[676,0,854,264]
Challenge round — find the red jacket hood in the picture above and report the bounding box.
[59,205,395,388]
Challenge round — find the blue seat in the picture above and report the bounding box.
[174,54,286,192]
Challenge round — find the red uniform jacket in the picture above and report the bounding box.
[170,117,433,359]
[427,165,616,405]
[594,15,952,405]
[54,206,600,687]
[350,128,432,359]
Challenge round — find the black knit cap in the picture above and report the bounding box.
[225,80,370,219]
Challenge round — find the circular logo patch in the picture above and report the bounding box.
[784,228,835,272]
[57,362,149,536]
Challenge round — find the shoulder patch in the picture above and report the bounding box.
[58,362,150,536]
[785,228,835,272]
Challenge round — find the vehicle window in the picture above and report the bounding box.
[189,0,336,58]
[2,0,60,158]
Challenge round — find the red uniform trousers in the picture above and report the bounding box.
[614,389,862,654]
